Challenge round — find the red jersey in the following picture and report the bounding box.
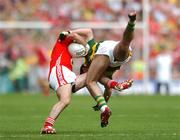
[49,37,73,77]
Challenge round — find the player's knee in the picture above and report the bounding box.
[86,80,96,89]
[114,46,129,61]
[119,50,129,60]
[61,98,71,107]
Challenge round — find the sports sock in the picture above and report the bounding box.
[107,80,118,88]
[122,21,135,45]
[95,95,108,113]
[44,117,55,127]
[126,21,135,32]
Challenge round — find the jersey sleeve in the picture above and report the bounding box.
[87,39,96,47]
[84,38,99,66]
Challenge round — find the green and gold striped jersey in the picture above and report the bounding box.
[84,39,100,66]
[83,38,132,78]
[83,39,119,78]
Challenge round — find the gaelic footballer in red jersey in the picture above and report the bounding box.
[48,37,75,90]
[41,36,89,134]
[41,37,76,134]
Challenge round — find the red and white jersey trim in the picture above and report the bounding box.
[48,56,76,91]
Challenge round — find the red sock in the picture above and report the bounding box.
[44,117,55,127]
[107,80,118,88]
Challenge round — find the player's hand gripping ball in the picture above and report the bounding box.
[68,43,87,58]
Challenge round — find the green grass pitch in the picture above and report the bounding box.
[0,93,179,140]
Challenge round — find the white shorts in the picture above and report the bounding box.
[48,65,76,91]
[95,40,132,67]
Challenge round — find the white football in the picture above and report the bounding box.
[68,43,86,58]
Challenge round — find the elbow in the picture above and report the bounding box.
[86,28,93,41]
[87,28,93,35]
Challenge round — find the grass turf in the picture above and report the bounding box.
[0,93,179,140]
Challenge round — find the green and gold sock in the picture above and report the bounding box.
[95,95,107,112]
[126,21,135,32]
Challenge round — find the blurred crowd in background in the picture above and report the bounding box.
[0,0,143,21]
[0,0,179,93]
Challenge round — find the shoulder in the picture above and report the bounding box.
[87,38,98,47]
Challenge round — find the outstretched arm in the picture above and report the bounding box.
[68,32,90,56]
[69,32,87,46]
[59,28,94,42]
[70,28,94,42]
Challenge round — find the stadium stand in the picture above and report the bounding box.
[0,0,179,93]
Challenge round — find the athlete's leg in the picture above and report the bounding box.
[92,87,112,111]
[93,76,133,111]
[86,55,110,97]
[72,56,110,98]
[113,11,136,62]
[49,84,72,119]
[85,55,112,127]
[74,72,113,111]
[41,84,72,134]
[72,73,87,92]
[103,88,112,103]
[99,77,113,104]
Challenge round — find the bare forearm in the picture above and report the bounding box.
[70,28,93,41]
[70,33,87,46]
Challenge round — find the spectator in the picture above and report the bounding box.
[34,45,50,96]
[9,47,29,92]
[155,45,172,95]
[0,0,179,93]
